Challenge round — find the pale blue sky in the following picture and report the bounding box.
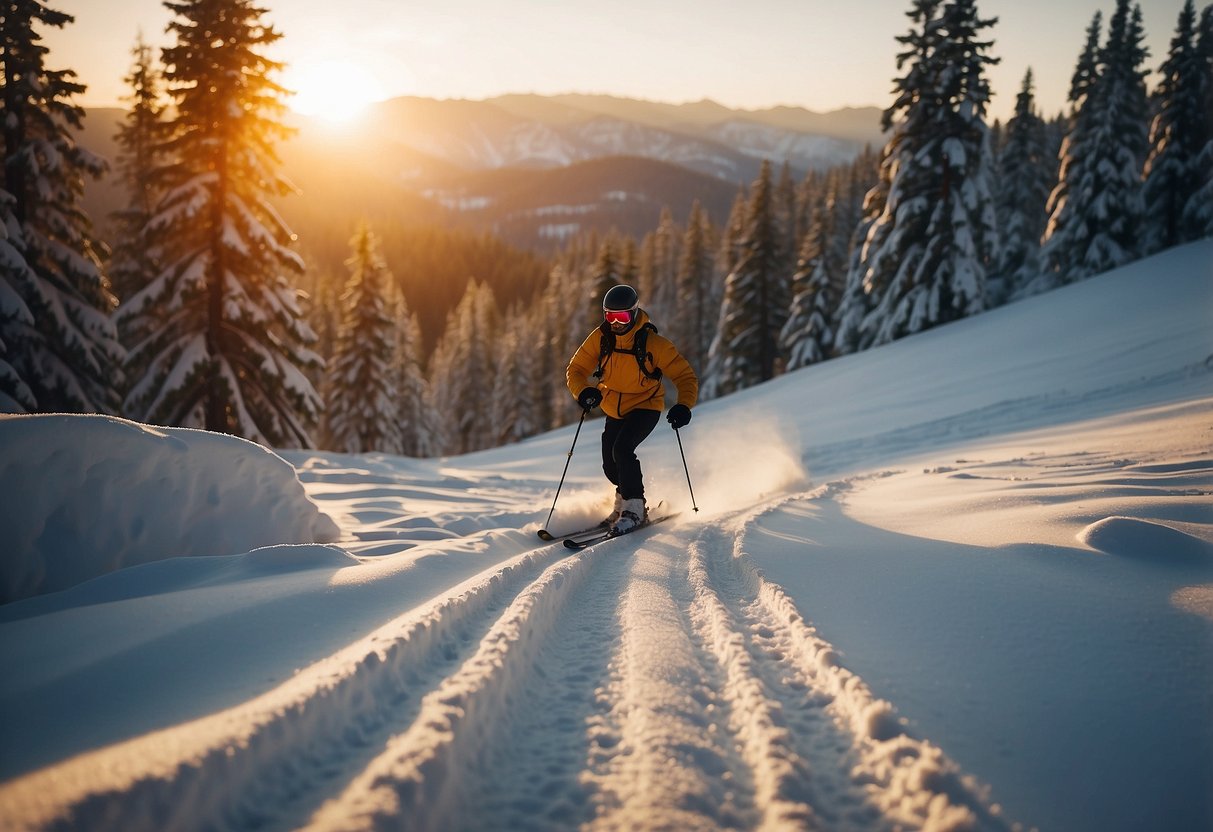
[49,0,1184,122]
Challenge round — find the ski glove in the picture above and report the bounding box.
[667,404,692,429]
[578,387,603,412]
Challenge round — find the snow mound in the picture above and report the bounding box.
[0,414,341,603]
[1078,516,1213,565]
[239,542,356,573]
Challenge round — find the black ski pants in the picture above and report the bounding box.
[601,408,660,501]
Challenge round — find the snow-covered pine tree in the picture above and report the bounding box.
[1,190,38,412]
[638,234,655,310]
[109,35,165,306]
[849,0,998,349]
[619,237,640,289]
[781,175,841,371]
[716,187,749,281]
[839,148,880,261]
[651,207,679,322]
[699,189,750,399]
[799,156,875,319]
[302,262,341,367]
[1071,11,1105,107]
[674,201,715,374]
[775,162,799,272]
[637,208,678,326]
[424,305,457,454]
[838,1,941,356]
[1023,14,1102,297]
[533,262,571,431]
[833,149,885,356]
[988,118,1005,156]
[1043,110,1068,166]
[323,224,401,454]
[587,237,624,330]
[1,0,123,414]
[110,34,168,406]
[794,170,820,246]
[1179,5,1213,239]
[1178,5,1213,239]
[491,309,538,447]
[1040,0,1151,286]
[427,280,497,454]
[705,159,789,396]
[391,287,433,457]
[121,0,321,447]
[1142,1,1213,253]
[991,69,1053,304]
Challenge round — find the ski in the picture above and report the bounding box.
[563,512,678,550]
[537,521,608,542]
[539,500,666,543]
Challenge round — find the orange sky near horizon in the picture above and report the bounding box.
[47,0,1184,124]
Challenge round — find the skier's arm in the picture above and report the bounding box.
[565,331,602,400]
[656,339,698,409]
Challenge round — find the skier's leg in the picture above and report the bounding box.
[610,408,660,501]
[601,416,623,489]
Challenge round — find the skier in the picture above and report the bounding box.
[566,284,698,535]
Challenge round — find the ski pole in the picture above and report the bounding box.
[543,408,587,530]
[674,426,699,513]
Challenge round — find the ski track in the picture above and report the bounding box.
[1,486,1019,832]
[0,540,573,831]
[704,507,1015,831]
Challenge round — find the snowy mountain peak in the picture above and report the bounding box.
[366,94,883,179]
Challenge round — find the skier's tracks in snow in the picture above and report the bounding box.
[2,509,1015,831]
[687,519,1014,831]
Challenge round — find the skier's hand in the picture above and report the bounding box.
[667,404,691,429]
[578,387,603,412]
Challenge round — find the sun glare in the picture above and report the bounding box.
[288,59,384,123]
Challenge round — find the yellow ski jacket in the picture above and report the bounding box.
[566,310,699,420]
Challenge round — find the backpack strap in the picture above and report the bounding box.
[595,321,662,381]
[593,324,612,379]
[633,323,663,381]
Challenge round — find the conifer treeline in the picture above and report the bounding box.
[3,0,1210,459]
[399,0,1210,455]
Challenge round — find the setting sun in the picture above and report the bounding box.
[287,59,385,123]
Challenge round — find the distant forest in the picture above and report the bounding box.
[3,0,1209,456]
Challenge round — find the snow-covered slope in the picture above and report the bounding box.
[0,241,1209,832]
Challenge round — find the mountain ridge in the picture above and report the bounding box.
[75,93,882,254]
[363,93,883,178]
[456,92,882,142]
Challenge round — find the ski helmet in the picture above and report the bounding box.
[602,284,639,313]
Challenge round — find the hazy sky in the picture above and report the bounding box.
[47,0,1184,122]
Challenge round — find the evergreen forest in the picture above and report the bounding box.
[3,0,1210,456]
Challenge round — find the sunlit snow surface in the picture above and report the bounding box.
[0,241,1210,831]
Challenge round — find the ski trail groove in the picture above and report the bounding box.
[0,541,576,832]
[710,505,1018,831]
[444,534,632,831]
[303,538,622,831]
[685,525,830,830]
[580,534,750,832]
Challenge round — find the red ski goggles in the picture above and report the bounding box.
[604,309,634,325]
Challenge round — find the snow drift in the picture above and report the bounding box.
[0,414,340,602]
[1079,515,1213,565]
